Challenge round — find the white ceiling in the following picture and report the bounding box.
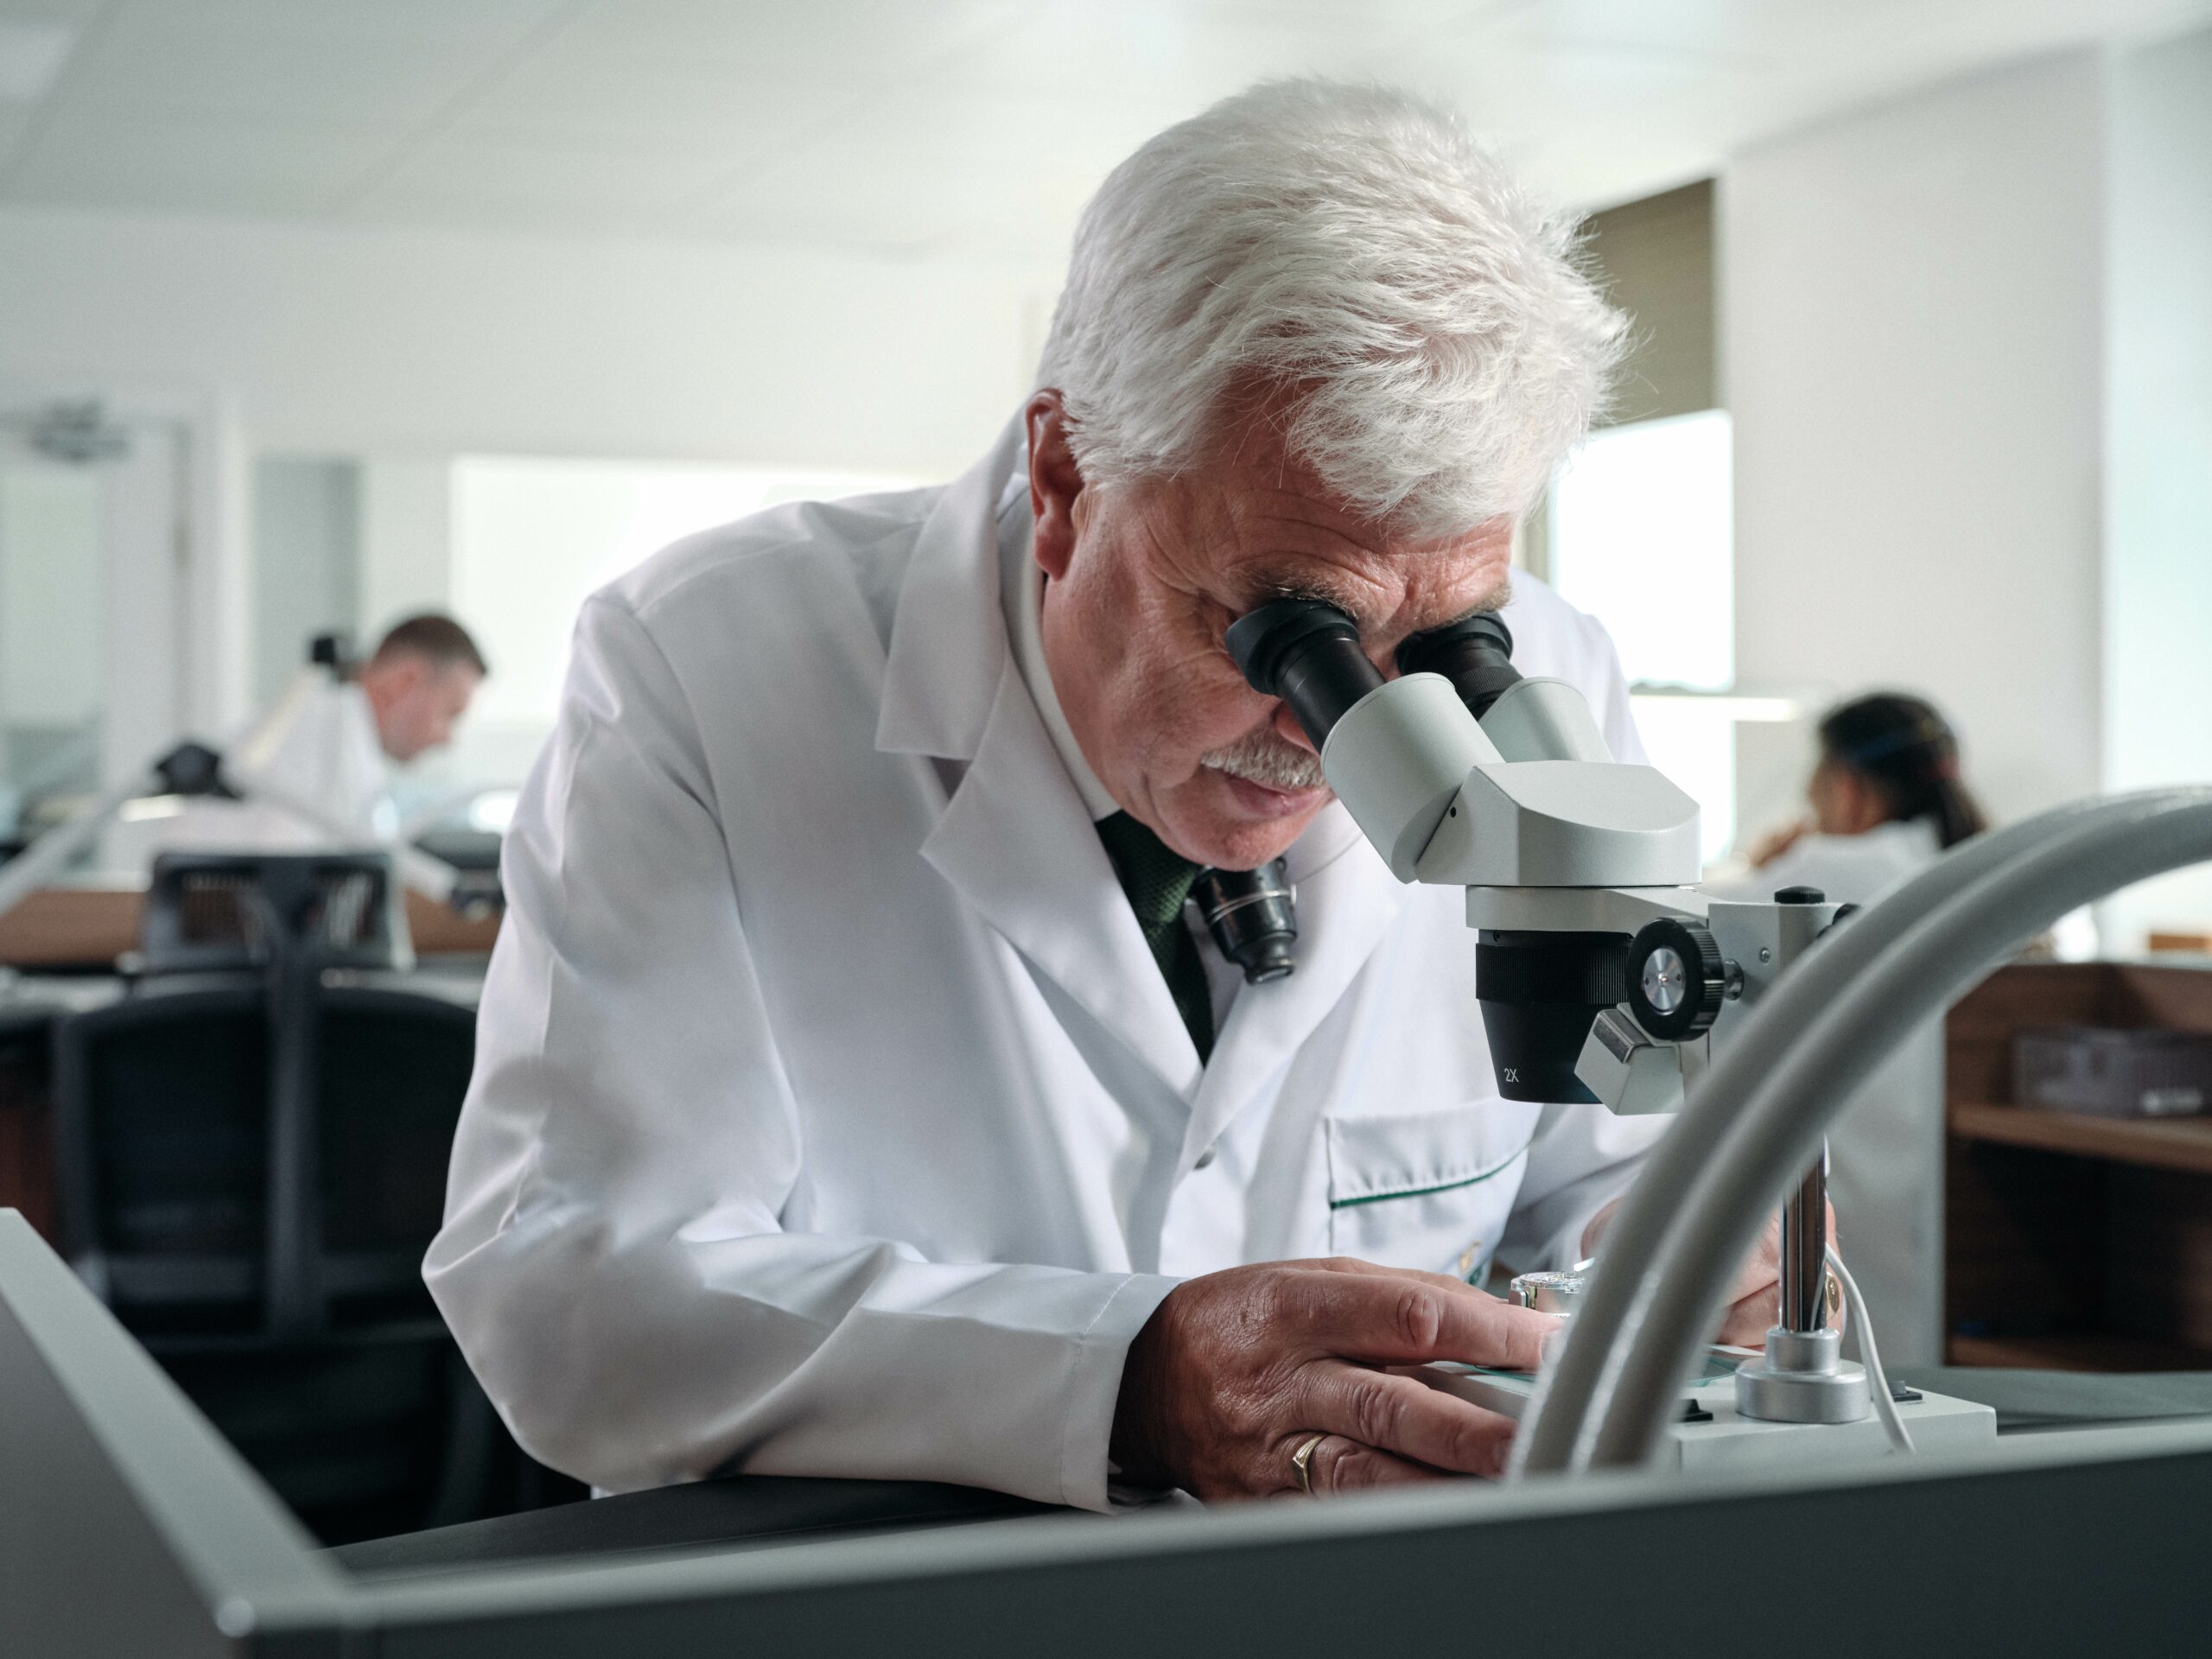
[0,0,2204,265]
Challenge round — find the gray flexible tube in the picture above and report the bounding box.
[1587,790,2212,1468]
[1510,792,2144,1476]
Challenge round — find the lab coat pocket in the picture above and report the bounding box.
[1325,1103,1529,1279]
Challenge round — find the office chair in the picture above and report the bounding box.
[52,853,568,1542]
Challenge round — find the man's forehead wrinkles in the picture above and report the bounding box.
[1241,561,1382,613]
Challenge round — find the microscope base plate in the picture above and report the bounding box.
[1733,1354,1872,1425]
[1424,1362,1998,1475]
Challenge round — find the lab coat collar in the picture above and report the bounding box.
[885,413,1199,1090]
[921,656,1207,1097]
[887,411,1412,1110]
[875,412,1026,761]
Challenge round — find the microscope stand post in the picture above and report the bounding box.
[1733,1150,1871,1425]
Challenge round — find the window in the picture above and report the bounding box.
[450,456,921,742]
[1548,409,1743,863]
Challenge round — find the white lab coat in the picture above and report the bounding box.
[1709,819,1946,1365]
[427,416,1666,1510]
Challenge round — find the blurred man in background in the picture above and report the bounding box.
[162,613,487,851]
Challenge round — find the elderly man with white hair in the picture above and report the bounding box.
[429,79,1793,1508]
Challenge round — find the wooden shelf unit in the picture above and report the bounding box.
[1949,1101,2212,1178]
[1946,962,2212,1371]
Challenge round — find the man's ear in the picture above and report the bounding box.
[1026,390,1083,582]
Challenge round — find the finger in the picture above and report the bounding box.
[1274,1267,1560,1372]
[1306,1256,1492,1294]
[1299,1362,1520,1477]
[1296,1433,1440,1496]
[1719,1214,1783,1306]
[1714,1287,1777,1348]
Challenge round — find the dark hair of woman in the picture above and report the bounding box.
[1816,692,1988,849]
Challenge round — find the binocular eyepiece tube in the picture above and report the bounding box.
[1223,600,1385,748]
[1224,599,1524,735]
[1226,596,1626,1105]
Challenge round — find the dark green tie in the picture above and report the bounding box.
[1096,811,1215,1061]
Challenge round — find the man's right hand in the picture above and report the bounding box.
[1109,1257,1560,1499]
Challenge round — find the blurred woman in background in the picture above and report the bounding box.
[1715,691,1988,1369]
[1737,691,1988,904]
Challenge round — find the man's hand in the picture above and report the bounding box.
[1580,1198,1842,1348]
[1110,1257,1559,1500]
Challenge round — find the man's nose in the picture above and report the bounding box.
[1273,702,1318,754]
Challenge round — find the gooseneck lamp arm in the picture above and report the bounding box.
[1509,794,2145,1474]
[1556,788,2212,1474]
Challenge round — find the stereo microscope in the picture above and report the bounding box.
[1226,598,1993,1465]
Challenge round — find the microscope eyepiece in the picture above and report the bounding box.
[1395,612,1522,720]
[1224,598,1385,748]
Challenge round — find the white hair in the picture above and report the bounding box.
[1037,79,1625,535]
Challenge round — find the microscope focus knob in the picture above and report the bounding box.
[1625,918,1727,1041]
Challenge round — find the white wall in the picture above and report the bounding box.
[2103,26,2212,947]
[359,458,456,639]
[1726,52,2109,831]
[250,455,357,709]
[0,207,1043,729]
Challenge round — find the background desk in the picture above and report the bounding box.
[0,881,493,1249]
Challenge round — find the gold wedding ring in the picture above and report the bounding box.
[1290,1432,1327,1496]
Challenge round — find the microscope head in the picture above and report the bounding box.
[1227,598,1705,1103]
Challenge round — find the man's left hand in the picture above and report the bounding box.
[1578,1198,1840,1349]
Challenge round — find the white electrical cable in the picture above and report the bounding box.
[1826,1243,1913,1456]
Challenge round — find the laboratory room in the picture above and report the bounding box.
[3,3,2212,1655]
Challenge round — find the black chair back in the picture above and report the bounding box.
[141,849,411,976]
[47,855,556,1541]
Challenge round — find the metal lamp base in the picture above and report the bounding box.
[1733,1326,1871,1426]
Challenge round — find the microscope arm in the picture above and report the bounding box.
[1516,789,2212,1477]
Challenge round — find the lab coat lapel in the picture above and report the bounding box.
[883,411,1203,1097]
[1178,810,1413,1173]
[921,660,1205,1099]
[875,413,1025,762]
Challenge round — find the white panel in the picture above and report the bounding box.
[689,137,1040,258]
[99,420,186,785]
[101,0,566,38]
[2102,24,2212,950]
[8,111,402,213]
[548,0,1020,79]
[347,130,766,233]
[0,105,33,168]
[441,49,830,149]
[944,1,1421,105]
[689,86,1192,257]
[0,201,1040,474]
[0,448,102,728]
[1726,53,2107,830]
[54,29,495,126]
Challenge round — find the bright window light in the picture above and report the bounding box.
[451,457,921,734]
[1549,409,1733,691]
[1551,410,1737,862]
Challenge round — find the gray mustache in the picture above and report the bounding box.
[1199,730,1328,791]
